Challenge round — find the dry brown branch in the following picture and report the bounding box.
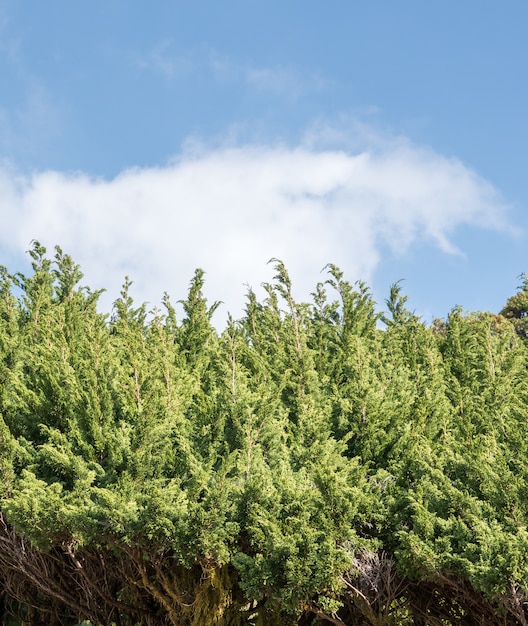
[340,549,410,625]
[500,582,528,626]
[0,512,148,625]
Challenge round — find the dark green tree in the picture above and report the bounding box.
[500,273,528,339]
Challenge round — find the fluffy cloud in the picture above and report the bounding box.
[0,134,512,322]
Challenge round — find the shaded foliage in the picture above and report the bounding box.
[500,274,528,339]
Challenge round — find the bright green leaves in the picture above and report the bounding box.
[1,246,528,625]
[0,414,15,498]
[233,456,365,614]
[378,306,528,608]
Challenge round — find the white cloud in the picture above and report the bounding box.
[0,132,513,323]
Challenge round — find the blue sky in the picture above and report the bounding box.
[0,1,526,323]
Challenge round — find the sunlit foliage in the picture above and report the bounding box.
[0,243,527,625]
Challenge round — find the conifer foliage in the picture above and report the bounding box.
[0,243,527,625]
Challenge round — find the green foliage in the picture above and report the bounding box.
[1,243,528,625]
[500,273,528,339]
